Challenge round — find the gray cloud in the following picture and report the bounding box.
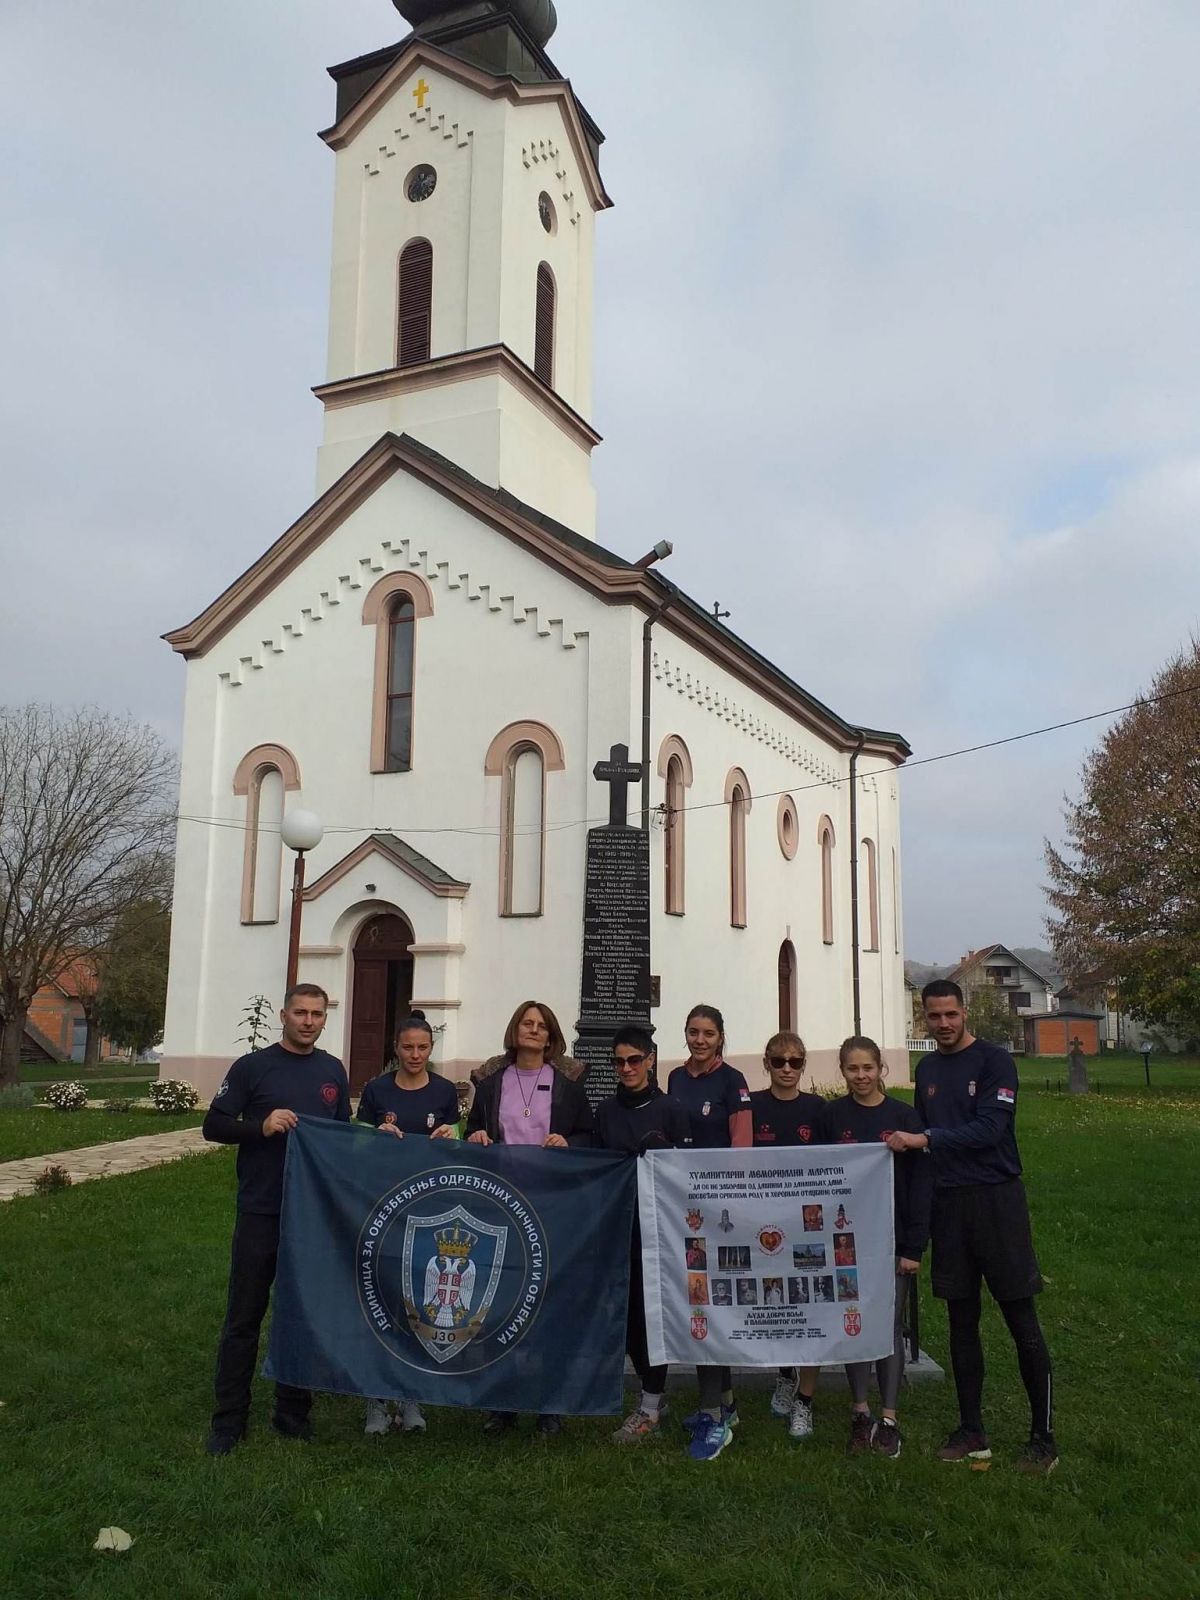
[3,0,1197,962]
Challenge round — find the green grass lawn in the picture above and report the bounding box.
[1,1094,1197,1599]
[0,1110,205,1163]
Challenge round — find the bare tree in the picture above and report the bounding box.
[0,705,177,1085]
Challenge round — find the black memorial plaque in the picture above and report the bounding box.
[573,744,652,1107]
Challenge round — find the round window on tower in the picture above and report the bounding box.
[406,164,438,203]
[538,191,557,235]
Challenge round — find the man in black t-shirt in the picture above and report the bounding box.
[202,983,350,1455]
[887,980,1057,1474]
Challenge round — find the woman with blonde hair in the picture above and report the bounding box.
[464,999,594,1437]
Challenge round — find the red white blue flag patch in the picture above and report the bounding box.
[996,1086,1015,1105]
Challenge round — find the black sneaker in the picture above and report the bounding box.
[204,1429,244,1457]
[482,1410,517,1435]
[847,1412,876,1455]
[271,1415,314,1442]
[1016,1435,1059,1475]
[872,1418,902,1459]
[937,1425,991,1464]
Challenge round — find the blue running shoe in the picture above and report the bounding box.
[681,1403,739,1433]
[688,1415,734,1462]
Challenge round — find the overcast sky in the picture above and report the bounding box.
[3,0,1198,962]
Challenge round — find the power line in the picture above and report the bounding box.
[169,677,1200,841]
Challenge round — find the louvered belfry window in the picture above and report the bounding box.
[397,239,433,367]
[534,262,556,386]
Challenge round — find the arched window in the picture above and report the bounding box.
[485,721,566,918]
[664,756,686,915]
[658,735,693,917]
[362,572,434,773]
[862,837,880,951]
[385,597,415,772]
[725,767,751,929]
[233,744,302,925]
[397,239,433,367]
[534,262,556,387]
[503,745,545,916]
[778,940,797,1030]
[818,815,836,945]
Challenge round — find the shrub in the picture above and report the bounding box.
[149,1079,200,1114]
[103,1097,137,1114]
[33,1163,73,1193]
[0,1083,36,1112]
[43,1080,88,1112]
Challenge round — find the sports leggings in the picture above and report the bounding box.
[948,1289,1053,1436]
[845,1269,907,1412]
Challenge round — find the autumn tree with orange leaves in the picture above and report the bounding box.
[1045,643,1200,1043]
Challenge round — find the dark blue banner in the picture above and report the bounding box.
[264,1119,638,1416]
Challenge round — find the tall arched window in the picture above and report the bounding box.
[233,744,302,925]
[664,756,686,915]
[362,572,434,774]
[385,597,415,772]
[725,767,751,928]
[397,239,433,367]
[778,940,797,1030]
[504,745,545,916]
[862,837,880,951]
[485,721,566,918]
[818,815,836,945]
[534,262,556,387]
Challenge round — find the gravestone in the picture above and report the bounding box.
[573,744,652,1106]
[1067,1038,1089,1095]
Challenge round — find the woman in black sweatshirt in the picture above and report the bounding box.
[821,1035,933,1460]
[595,1024,692,1444]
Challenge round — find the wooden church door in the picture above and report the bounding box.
[348,913,414,1094]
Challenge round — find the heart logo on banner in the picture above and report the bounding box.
[758,1228,785,1254]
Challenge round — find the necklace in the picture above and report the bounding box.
[512,1064,546,1117]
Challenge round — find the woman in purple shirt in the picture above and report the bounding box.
[464,999,594,1436]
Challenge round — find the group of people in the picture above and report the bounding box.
[202,981,1058,1475]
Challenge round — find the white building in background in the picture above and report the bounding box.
[159,0,910,1100]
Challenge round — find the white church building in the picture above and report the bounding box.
[159,0,910,1100]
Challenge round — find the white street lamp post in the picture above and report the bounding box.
[280,809,324,995]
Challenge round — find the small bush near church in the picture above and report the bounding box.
[103,1097,137,1114]
[32,1163,73,1193]
[0,1083,36,1112]
[44,1081,88,1112]
[149,1080,200,1114]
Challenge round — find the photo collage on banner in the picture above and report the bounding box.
[639,1145,896,1368]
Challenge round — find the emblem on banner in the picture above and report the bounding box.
[757,1226,785,1255]
[843,1309,862,1337]
[718,1209,734,1232]
[690,1313,708,1341]
[401,1206,507,1364]
[686,1209,704,1231]
[357,1167,546,1374]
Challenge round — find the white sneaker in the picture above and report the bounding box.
[787,1395,814,1441]
[364,1399,390,1435]
[399,1401,427,1433]
[770,1372,799,1418]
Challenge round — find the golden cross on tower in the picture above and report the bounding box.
[413,78,430,110]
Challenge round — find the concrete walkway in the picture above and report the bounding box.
[0,1126,218,1202]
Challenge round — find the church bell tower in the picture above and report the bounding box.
[314,0,611,537]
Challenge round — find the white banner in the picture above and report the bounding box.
[638,1145,896,1366]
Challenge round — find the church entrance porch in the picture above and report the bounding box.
[348,913,414,1094]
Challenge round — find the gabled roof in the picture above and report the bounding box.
[948,944,1056,989]
[320,37,611,212]
[163,432,909,763]
[303,832,469,903]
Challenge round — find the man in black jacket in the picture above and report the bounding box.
[202,983,350,1455]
